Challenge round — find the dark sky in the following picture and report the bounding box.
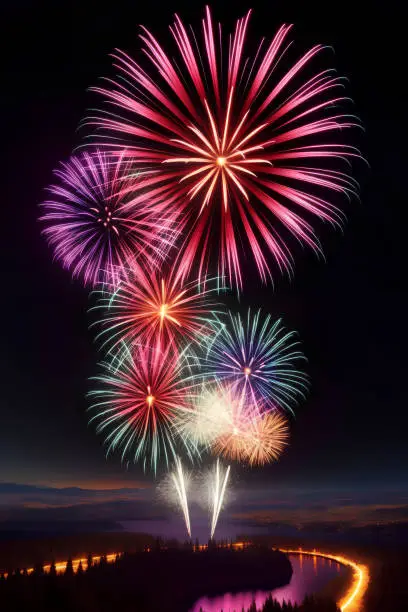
[1,0,406,491]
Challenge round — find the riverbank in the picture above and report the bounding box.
[0,539,371,611]
[0,546,293,611]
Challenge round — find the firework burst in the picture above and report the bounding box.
[209,390,259,463]
[243,411,289,466]
[175,383,241,450]
[90,266,223,354]
[202,309,308,415]
[88,7,360,288]
[209,396,289,466]
[176,378,290,465]
[40,150,175,286]
[88,343,198,473]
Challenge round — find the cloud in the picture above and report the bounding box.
[0,482,163,524]
[1,481,408,530]
[226,484,408,527]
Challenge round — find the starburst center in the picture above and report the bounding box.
[216,156,227,167]
[95,205,116,231]
[244,366,251,376]
[159,303,168,320]
[146,385,155,407]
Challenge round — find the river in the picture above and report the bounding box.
[190,553,349,611]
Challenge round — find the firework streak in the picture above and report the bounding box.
[171,457,192,537]
[210,459,231,538]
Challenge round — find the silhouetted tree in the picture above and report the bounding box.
[77,560,84,575]
[49,559,57,577]
[33,562,44,576]
[65,556,74,576]
[155,537,162,551]
[86,552,93,571]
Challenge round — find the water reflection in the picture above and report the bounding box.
[191,554,347,612]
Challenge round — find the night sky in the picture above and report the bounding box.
[1,0,406,497]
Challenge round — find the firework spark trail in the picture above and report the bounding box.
[210,459,230,539]
[171,456,192,537]
[88,7,361,289]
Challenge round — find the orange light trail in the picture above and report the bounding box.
[280,548,369,612]
[4,553,119,578]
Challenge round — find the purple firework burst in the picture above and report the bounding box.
[40,150,176,286]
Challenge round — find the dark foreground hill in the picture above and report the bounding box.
[1,546,292,612]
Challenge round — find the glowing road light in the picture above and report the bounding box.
[280,548,369,612]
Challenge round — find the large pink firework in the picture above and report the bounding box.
[40,150,176,286]
[89,7,360,288]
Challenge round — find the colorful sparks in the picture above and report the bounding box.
[175,384,236,449]
[202,309,308,414]
[242,411,289,466]
[177,381,288,466]
[89,7,360,288]
[40,150,175,286]
[39,7,363,524]
[88,343,197,473]
[90,266,223,354]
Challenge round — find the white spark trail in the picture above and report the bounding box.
[210,459,230,538]
[171,456,192,537]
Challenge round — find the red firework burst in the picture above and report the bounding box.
[88,7,360,288]
[92,265,222,353]
[88,343,197,472]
